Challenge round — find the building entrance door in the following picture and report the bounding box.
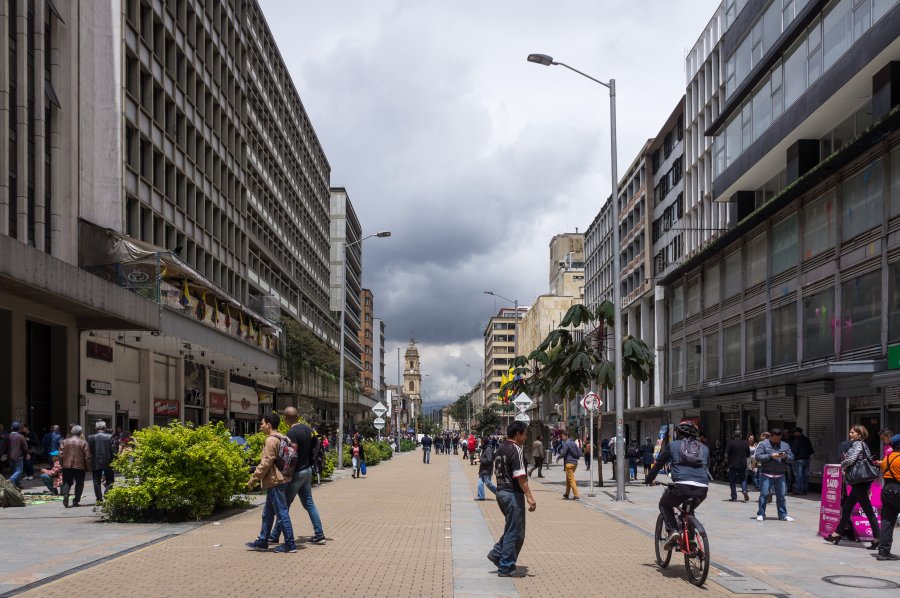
[26,321,52,436]
[850,411,881,457]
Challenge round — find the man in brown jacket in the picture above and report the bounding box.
[59,425,91,508]
[245,412,297,553]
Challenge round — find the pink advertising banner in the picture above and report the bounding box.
[818,463,882,540]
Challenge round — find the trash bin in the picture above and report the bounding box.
[546,449,553,468]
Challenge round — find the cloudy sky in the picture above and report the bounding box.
[258,0,719,408]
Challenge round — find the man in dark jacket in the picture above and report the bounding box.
[476,437,497,500]
[421,433,433,464]
[790,428,814,495]
[755,428,795,521]
[88,421,115,502]
[725,431,750,502]
[556,431,582,500]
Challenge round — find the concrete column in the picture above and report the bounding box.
[9,310,27,423]
[139,348,153,428]
[654,286,667,409]
[0,2,9,235]
[15,0,27,242]
[641,296,653,408]
[32,0,45,251]
[48,1,61,257]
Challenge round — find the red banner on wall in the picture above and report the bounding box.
[209,392,227,414]
[154,399,179,417]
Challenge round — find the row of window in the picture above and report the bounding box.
[715,0,897,176]
[672,151,900,323]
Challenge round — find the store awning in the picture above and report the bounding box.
[230,383,259,416]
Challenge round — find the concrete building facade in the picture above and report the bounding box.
[330,187,363,372]
[483,307,527,405]
[359,288,375,396]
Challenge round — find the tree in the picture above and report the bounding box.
[448,395,470,427]
[504,301,655,485]
[474,403,504,437]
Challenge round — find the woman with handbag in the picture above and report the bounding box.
[824,425,881,548]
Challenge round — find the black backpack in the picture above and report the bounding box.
[679,438,704,468]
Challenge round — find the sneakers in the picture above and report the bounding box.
[25,476,33,480]
[498,569,526,578]
[876,551,900,561]
[742,490,749,502]
[245,540,269,551]
[780,516,794,522]
[273,544,298,553]
[63,495,70,508]
[756,515,764,521]
[562,495,570,500]
[664,532,680,549]
[571,496,580,501]
[309,534,327,545]
[487,552,499,566]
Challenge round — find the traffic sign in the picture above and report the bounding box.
[582,392,601,412]
[373,417,386,430]
[372,402,388,417]
[513,393,533,413]
[514,412,530,423]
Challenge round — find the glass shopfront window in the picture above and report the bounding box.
[704,263,720,308]
[747,233,768,286]
[746,314,767,371]
[704,332,720,380]
[772,302,798,365]
[771,214,798,274]
[841,270,881,351]
[724,324,742,377]
[724,249,743,298]
[803,191,836,259]
[842,159,883,242]
[803,288,835,359]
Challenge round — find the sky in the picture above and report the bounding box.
[258,0,720,408]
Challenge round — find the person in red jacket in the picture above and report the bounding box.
[468,434,477,465]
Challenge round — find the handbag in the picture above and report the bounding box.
[845,444,879,485]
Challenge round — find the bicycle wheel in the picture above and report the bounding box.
[684,522,709,586]
[654,513,672,568]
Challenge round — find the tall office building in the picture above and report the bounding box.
[358,288,375,396]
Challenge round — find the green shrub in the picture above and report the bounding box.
[101,422,249,522]
[340,440,394,468]
[320,450,335,480]
[400,438,415,452]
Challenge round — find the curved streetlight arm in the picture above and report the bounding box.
[552,61,610,89]
[483,290,516,305]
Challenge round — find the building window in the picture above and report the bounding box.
[890,146,900,217]
[686,340,700,386]
[724,249,742,298]
[889,262,900,343]
[771,214,798,275]
[823,0,851,72]
[803,191,836,259]
[803,288,835,359]
[841,270,881,351]
[747,233,767,287]
[723,324,741,377]
[842,159,883,242]
[772,302,798,366]
[703,263,720,309]
[686,278,701,318]
[671,284,684,324]
[671,344,684,388]
[704,332,719,380]
[746,314,767,372]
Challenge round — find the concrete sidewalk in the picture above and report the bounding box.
[531,458,900,598]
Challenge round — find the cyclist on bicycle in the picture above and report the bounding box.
[646,421,710,548]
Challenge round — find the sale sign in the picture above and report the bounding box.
[818,463,882,540]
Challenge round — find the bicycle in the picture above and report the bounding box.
[652,481,710,587]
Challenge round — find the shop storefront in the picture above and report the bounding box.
[183,360,206,427]
[229,376,259,437]
[153,398,180,427]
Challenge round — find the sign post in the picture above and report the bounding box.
[582,392,601,497]
[372,402,388,442]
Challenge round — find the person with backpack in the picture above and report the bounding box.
[269,408,326,546]
[645,421,710,549]
[754,427,795,522]
[626,440,640,480]
[640,437,655,479]
[556,431,582,500]
[245,412,297,553]
[475,437,497,500]
[875,433,900,560]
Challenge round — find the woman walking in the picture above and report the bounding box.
[582,436,592,471]
[641,437,655,479]
[350,437,366,479]
[824,425,880,549]
[747,434,759,490]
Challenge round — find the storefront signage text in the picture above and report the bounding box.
[86,341,114,362]
[154,399,180,416]
[86,379,112,395]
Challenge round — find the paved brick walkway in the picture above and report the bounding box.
[14,451,452,598]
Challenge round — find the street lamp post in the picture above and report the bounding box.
[337,231,391,470]
[527,53,626,501]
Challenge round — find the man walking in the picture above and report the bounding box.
[556,431,582,500]
[475,437,497,501]
[790,427,814,495]
[268,407,326,546]
[88,421,115,503]
[42,425,62,461]
[487,421,536,577]
[421,432,433,464]
[726,431,750,502]
[755,428,795,521]
[4,422,29,489]
[246,412,297,553]
[59,425,91,508]
[528,434,544,478]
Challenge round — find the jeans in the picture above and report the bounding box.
[838,481,879,539]
[93,467,115,500]
[61,468,86,504]
[489,490,526,574]
[793,459,810,494]
[8,458,24,485]
[40,473,56,492]
[258,483,294,546]
[628,459,637,480]
[423,447,431,463]
[728,466,748,499]
[659,483,708,533]
[757,474,788,519]
[564,463,579,498]
[879,485,900,553]
[477,474,497,500]
[602,449,609,464]
[270,467,324,541]
[352,456,361,475]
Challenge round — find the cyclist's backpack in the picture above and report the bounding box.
[678,438,704,468]
[626,445,639,459]
[274,434,298,477]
